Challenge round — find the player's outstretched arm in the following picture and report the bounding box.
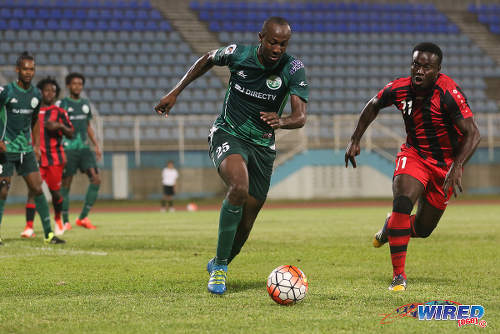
[345,96,383,168]
[260,95,306,130]
[154,50,217,118]
[443,117,481,198]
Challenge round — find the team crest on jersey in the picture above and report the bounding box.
[0,86,4,93]
[31,97,39,108]
[224,44,237,55]
[266,75,282,90]
[82,104,90,114]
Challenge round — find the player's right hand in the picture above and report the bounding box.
[0,141,6,153]
[154,93,176,118]
[345,140,360,168]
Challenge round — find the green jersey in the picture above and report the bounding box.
[57,97,92,150]
[0,81,41,153]
[212,44,308,147]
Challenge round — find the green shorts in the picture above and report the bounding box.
[63,148,98,177]
[0,151,39,177]
[209,129,276,201]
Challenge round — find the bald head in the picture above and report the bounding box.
[260,16,291,37]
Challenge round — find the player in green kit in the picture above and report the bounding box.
[155,17,308,295]
[58,73,102,230]
[0,52,65,244]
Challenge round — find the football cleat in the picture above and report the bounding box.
[388,274,407,291]
[76,217,97,229]
[21,226,36,238]
[44,232,66,244]
[373,213,390,248]
[54,219,65,236]
[206,257,215,274]
[64,222,72,231]
[207,265,227,295]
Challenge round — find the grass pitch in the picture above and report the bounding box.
[0,202,498,333]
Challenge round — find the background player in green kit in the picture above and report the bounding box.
[58,73,102,230]
[155,17,308,295]
[0,52,65,244]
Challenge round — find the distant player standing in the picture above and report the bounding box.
[59,73,102,230]
[0,52,65,244]
[155,17,308,295]
[345,43,481,291]
[21,77,74,238]
[161,160,178,212]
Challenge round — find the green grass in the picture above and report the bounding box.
[0,204,498,333]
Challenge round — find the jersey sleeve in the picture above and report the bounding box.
[288,59,308,102]
[443,85,473,120]
[376,81,397,108]
[60,108,73,130]
[212,44,239,67]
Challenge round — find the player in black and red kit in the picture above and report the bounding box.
[345,43,481,291]
[21,77,74,238]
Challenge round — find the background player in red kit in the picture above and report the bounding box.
[21,77,74,238]
[344,43,481,291]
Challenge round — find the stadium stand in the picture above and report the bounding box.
[0,0,499,143]
[0,0,224,120]
[468,3,500,34]
[191,1,500,117]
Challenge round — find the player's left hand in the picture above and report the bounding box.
[34,145,41,161]
[95,146,103,162]
[443,162,463,198]
[260,112,280,129]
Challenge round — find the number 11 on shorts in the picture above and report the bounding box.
[395,156,407,171]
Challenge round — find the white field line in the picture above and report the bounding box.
[0,246,107,258]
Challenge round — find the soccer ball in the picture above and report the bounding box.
[186,202,198,211]
[267,265,308,305]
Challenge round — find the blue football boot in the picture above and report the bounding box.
[207,264,227,295]
[206,257,215,274]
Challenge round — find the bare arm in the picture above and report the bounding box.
[260,95,307,130]
[87,123,102,161]
[32,119,40,160]
[344,96,383,168]
[443,117,481,197]
[45,120,74,138]
[154,50,217,117]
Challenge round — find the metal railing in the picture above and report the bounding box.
[100,112,500,165]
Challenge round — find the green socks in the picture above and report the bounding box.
[79,184,100,220]
[34,194,52,238]
[61,187,69,223]
[215,199,243,266]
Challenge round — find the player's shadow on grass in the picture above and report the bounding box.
[227,279,264,292]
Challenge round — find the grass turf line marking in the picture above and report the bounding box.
[0,246,107,257]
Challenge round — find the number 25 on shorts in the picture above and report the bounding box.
[216,142,230,159]
[395,156,407,171]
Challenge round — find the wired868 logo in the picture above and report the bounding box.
[380,300,488,328]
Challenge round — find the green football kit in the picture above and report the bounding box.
[209,43,309,200]
[0,81,54,238]
[57,97,97,176]
[0,81,41,176]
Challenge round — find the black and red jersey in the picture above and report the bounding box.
[376,73,473,167]
[38,105,73,167]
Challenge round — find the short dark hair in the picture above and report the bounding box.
[412,42,443,65]
[16,51,34,67]
[37,76,61,98]
[261,16,290,36]
[65,72,85,86]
